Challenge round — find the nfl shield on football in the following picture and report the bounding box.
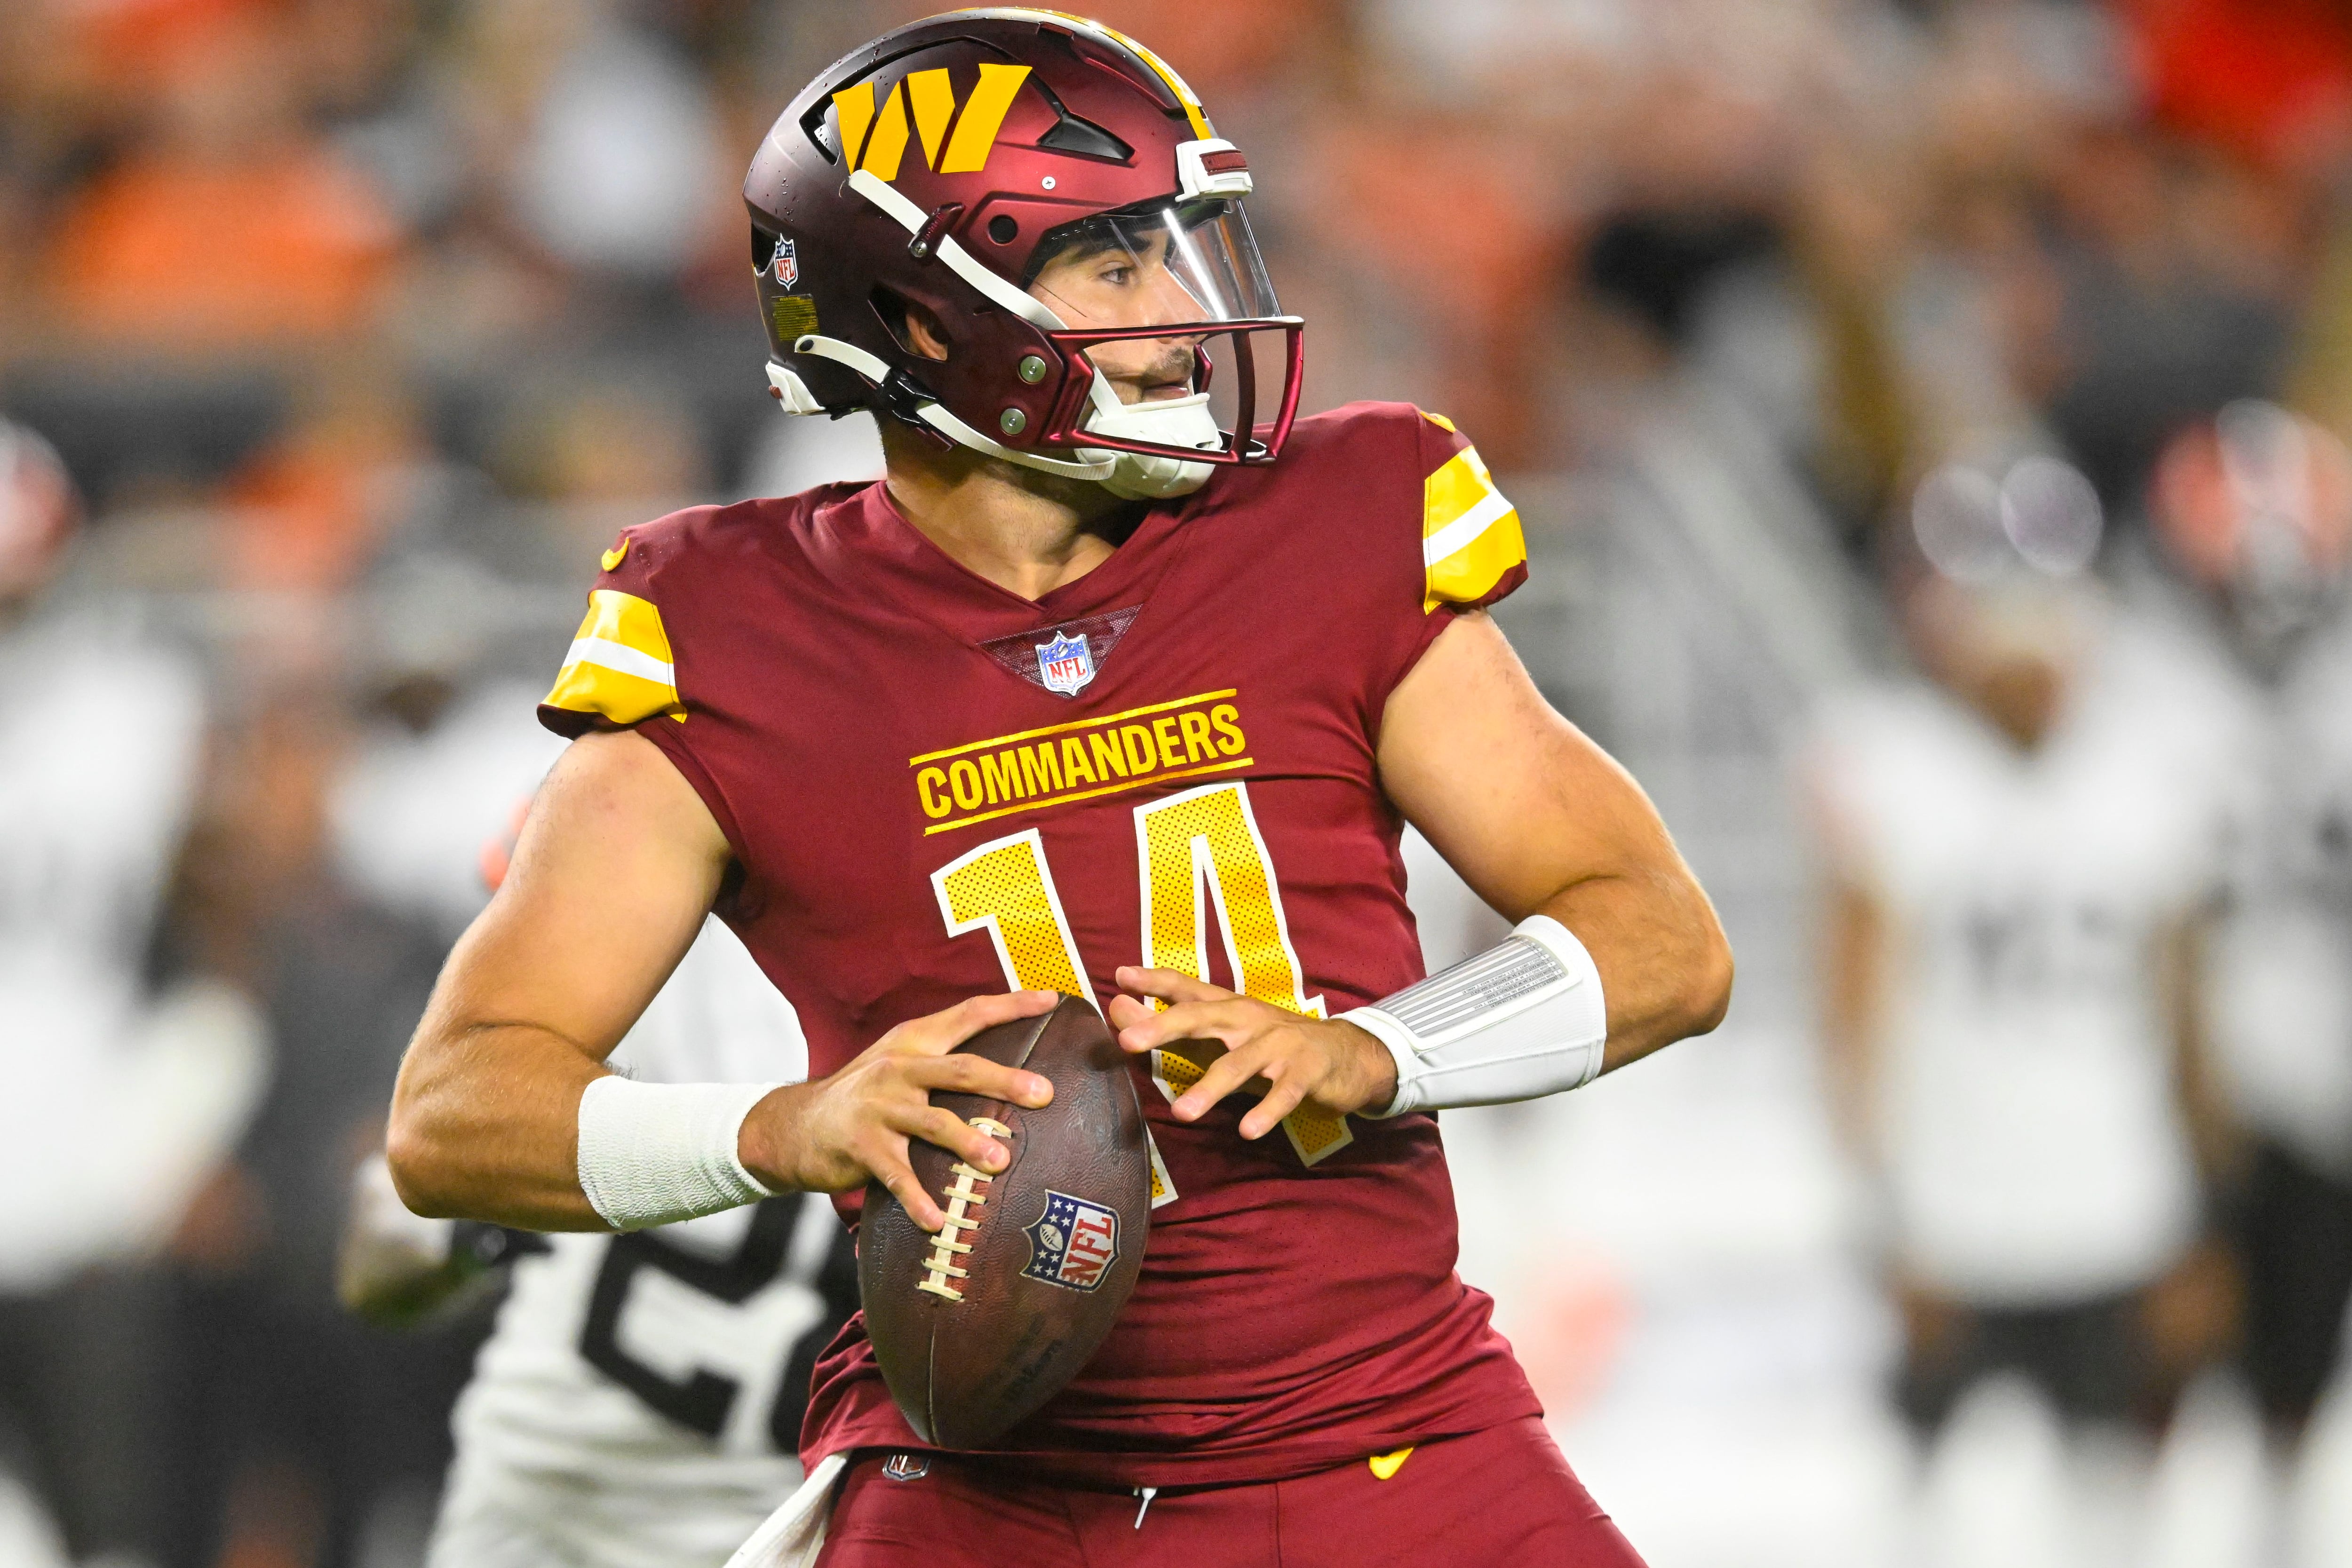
[856,997,1150,1449]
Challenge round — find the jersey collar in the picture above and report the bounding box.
[828,478,1204,643]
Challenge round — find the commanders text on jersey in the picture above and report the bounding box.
[911,690,1250,833]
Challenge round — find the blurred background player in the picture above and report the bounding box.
[1810,481,2235,1568]
[326,408,878,1568]
[2134,399,2352,1560]
[0,416,269,1568]
[342,852,858,1568]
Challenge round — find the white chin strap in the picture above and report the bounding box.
[780,337,1115,482]
[1081,377,1219,499]
[791,170,1224,499]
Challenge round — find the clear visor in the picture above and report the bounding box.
[1023,198,1281,331]
[1020,198,1300,467]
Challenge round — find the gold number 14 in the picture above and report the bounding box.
[930,782,1353,1167]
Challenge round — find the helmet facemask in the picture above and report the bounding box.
[1019,198,1298,498]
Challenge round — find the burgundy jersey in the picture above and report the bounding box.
[540,401,1536,1487]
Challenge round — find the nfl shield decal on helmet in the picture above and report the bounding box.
[1034,630,1095,696]
[772,238,799,289]
[1021,1191,1119,1292]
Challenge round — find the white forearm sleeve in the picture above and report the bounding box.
[575,1077,782,1231]
[1343,915,1608,1118]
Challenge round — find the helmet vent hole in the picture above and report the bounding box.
[1024,67,1136,163]
[1035,114,1133,163]
[988,215,1019,245]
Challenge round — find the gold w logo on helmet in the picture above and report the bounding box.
[832,65,1033,182]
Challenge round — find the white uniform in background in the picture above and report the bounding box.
[340,425,882,1566]
[426,917,852,1568]
[0,611,265,1289]
[1812,619,2215,1307]
[2118,579,2352,1458]
[330,677,572,942]
[330,689,854,1568]
[2176,613,2352,1177]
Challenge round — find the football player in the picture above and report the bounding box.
[0,416,269,1560]
[387,13,1732,1566]
[1811,469,2232,1564]
[2137,401,2352,1547]
[343,910,858,1568]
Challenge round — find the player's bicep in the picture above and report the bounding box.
[437,729,732,1059]
[1376,611,1679,920]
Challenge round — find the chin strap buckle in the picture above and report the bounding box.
[873,367,951,447]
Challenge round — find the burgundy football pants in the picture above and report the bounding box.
[811,1416,1647,1567]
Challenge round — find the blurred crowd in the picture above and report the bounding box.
[7,0,2352,1564]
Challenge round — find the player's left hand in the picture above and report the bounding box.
[1108,967,1398,1138]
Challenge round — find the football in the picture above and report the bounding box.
[857,995,1150,1449]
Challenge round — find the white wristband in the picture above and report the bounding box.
[1344,914,1608,1119]
[576,1077,782,1231]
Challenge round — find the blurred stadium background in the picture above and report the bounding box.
[8,0,2352,1564]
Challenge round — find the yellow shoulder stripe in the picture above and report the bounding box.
[541,589,685,726]
[1369,1447,1414,1480]
[1422,436,1524,612]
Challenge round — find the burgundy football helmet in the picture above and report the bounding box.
[743,9,1303,499]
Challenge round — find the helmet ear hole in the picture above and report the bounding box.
[751,227,779,273]
[988,215,1019,245]
[872,287,951,362]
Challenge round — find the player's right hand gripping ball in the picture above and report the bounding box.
[858,995,1150,1449]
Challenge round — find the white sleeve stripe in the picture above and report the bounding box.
[565,637,675,686]
[1422,486,1517,567]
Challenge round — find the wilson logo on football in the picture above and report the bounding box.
[1022,1190,1119,1292]
[831,64,1032,182]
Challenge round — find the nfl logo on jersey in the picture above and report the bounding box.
[772,238,798,288]
[1022,1191,1119,1292]
[1034,630,1095,696]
